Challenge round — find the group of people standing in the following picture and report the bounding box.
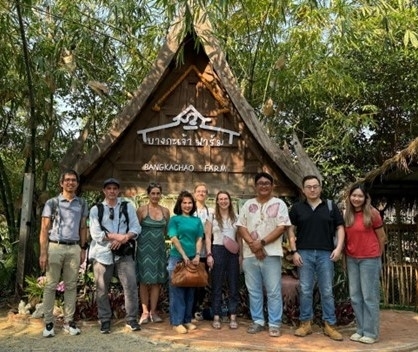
[39,169,386,345]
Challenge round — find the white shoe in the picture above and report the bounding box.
[350,333,362,342]
[359,336,377,344]
[43,322,55,337]
[63,321,81,335]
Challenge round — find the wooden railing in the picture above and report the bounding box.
[381,264,418,308]
[381,224,418,308]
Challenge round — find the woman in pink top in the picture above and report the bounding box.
[344,183,386,345]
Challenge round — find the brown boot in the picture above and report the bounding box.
[295,320,312,337]
[323,322,343,341]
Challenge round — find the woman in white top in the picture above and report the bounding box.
[209,191,240,330]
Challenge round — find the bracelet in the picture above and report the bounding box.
[195,253,201,257]
[206,253,213,257]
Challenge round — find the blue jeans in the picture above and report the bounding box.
[93,256,139,322]
[297,250,336,324]
[242,256,282,328]
[347,256,381,339]
[211,245,240,316]
[167,256,196,326]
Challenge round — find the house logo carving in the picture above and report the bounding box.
[137,104,240,146]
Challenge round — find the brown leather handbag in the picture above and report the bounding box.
[171,262,208,287]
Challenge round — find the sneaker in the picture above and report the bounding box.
[269,327,281,337]
[247,322,264,334]
[359,336,377,344]
[63,321,81,335]
[43,322,55,338]
[100,321,111,334]
[350,333,362,342]
[126,320,141,331]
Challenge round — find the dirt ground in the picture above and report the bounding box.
[0,311,212,352]
[0,306,244,352]
[1,306,418,352]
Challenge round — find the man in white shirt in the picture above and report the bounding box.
[237,172,290,338]
[89,178,142,334]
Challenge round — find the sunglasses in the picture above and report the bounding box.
[149,182,161,188]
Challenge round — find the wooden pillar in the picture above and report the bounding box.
[15,173,34,297]
[395,200,402,263]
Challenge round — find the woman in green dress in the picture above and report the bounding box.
[136,183,170,324]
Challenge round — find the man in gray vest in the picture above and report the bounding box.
[39,169,88,337]
[89,178,141,334]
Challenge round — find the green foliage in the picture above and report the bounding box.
[0,215,17,293]
[24,275,45,304]
[0,252,16,294]
[180,0,418,195]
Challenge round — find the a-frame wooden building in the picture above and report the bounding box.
[62,15,320,198]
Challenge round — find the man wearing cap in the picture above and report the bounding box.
[39,169,88,337]
[89,178,142,334]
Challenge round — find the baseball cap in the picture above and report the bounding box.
[103,178,120,188]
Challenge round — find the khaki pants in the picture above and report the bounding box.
[43,243,81,324]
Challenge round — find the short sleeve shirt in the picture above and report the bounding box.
[42,194,87,241]
[237,197,291,258]
[289,199,344,251]
[345,208,383,258]
[212,217,237,246]
[168,215,204,258]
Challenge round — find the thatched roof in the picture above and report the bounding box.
[363,137,418,201]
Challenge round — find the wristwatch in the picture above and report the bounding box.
[80,243,89,250]
[260,239,266,247]
[288,249,297,255]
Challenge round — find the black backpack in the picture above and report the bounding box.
[95,201,135,257]
[96,201,130,233]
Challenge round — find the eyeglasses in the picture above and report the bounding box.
[109,208,115,220]
[304,185,321,190]
[63,178,77,183]
[256,182,272,186]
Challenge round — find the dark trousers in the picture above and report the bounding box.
[211,245,240,316]
[192,258,209,314]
